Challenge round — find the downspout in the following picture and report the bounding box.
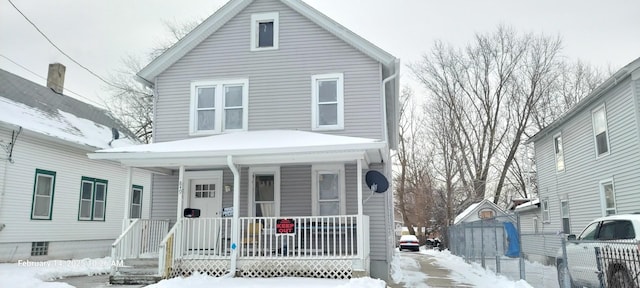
[381,59,400,146]
[227,155,240,277]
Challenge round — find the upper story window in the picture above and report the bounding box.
[478,209,495,219]
[591,104,610,157]
[554,133,565,172]
[311,73,344,131]
[190,79,248,135]
[250,12,279,51]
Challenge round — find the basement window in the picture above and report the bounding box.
[31,241,49,256]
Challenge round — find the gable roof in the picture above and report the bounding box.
[526,56,640,144]
[0,68,139,150]
[453,199,507,224]
[136,0,398,85]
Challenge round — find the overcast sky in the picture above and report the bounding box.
[1,0,639,108]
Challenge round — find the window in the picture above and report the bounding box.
[554,134,565,172]
[311,73,344,130]
[79,177,108,221]
[592,105,610,157]
[190,80,248,135]
[31,169,56,220]
[578,222,599,240]
[479,209,495,219]
[130,185,143,219]
[249,167,280,217]
[542,198,550,223]
[250,12,279,51]
[533,217,539,233]
[311,165,346,216]
[598,220,635,240]
[561,200,570,234]
[599,179,616,216]
[31,242,48,256]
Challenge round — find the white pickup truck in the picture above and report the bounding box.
[556,214,640,288]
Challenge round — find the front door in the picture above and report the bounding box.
[185,177,223,255]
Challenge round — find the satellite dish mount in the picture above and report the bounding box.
[364,170,389,203]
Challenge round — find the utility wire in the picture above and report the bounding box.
[7,0,121,90]
[0,53,106,107]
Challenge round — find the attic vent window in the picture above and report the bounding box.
[251,12,279,51]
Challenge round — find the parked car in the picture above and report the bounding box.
[556,214,640,288]
[399,235,420,252]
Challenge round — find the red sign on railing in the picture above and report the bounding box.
[276,218,296,234]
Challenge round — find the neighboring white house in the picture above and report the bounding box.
[524,56,640,262]
[89,0,399,283]
[0,64,152,262]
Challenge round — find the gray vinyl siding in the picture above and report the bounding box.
[154,0,383,143]
[150,174,178,221]
[280,165,311,216]
[535,76,640,258]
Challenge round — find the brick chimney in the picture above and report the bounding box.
[47,63,66,94]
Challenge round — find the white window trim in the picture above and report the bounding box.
[533,217,539,233]
[311,73,344,131]
[541,197,550,224]
[189,79,249,136]
[591,104,611,159]
[599,178,617,216]
[560,199,570,233]
[553,133,565,172]
[248,166,280,217]
[250,12,279,51]
[79,180,94,221]
[311,164,346,216]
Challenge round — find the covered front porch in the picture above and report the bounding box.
[90,130,387,280]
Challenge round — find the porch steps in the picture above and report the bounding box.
[109,258,162,285]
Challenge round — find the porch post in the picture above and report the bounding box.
[227,155,240,276]
[177,166,185,221]
[356,158,364,263]
[122,166,133,232]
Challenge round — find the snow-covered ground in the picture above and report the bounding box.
[0,257,113,288]
[0,249,556,287]
[418,249,533,288]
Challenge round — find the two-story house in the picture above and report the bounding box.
[522,57,640,263]
[0,64,152,262]
[90,0,399,283]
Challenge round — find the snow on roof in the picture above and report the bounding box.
[514,198,540,212]
[454,202,480,225]
[0,96,137,150]
[95,130,383,154]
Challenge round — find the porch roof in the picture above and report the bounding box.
[88,130,387,168]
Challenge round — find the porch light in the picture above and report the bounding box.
[225,184,232,193]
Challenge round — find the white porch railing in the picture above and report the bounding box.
[238,215,361,259]
[111,219,170,273]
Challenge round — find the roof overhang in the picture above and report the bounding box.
[88,130,387,169]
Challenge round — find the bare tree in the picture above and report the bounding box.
[394,86,434,238]
[411,26,567,205]
[105,20,202,143]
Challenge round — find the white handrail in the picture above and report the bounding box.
[158,219,181,277]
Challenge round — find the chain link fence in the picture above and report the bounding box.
[449,215,562,288]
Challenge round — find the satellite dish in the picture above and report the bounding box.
[365,170,389,193]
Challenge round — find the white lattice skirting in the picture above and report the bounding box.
[170,259,352,279]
